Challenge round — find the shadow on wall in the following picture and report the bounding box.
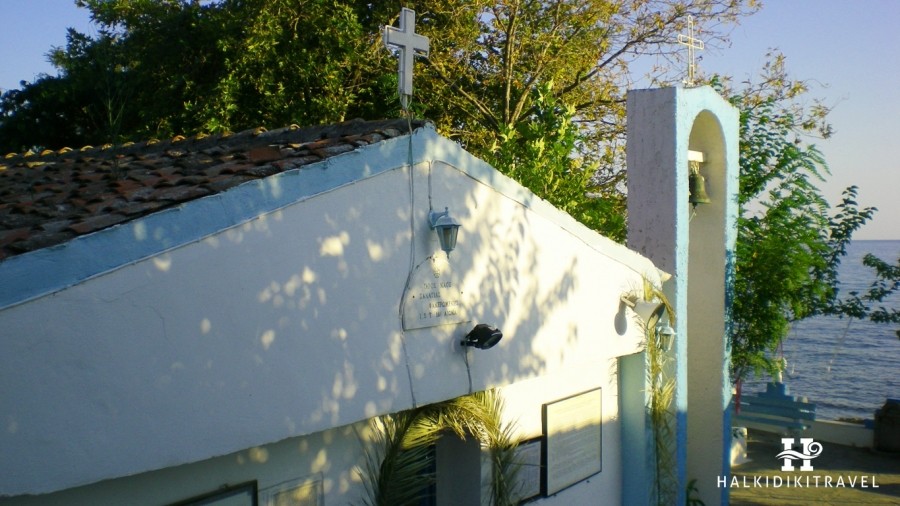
[0,143,648,502]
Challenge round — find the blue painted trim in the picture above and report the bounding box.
[0,130,425,310]
[1,125,657,311]
[721,407,732,505]
[620,352,652,506]
[676,408,688,505]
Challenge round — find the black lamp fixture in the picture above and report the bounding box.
[461,323,503,350]
[429,207,460,257]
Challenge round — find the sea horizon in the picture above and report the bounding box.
[742,239,900,421]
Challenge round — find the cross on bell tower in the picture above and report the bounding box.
[677,15,704,87]
[383,8,430,109]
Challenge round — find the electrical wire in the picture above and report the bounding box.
[398,99,419,407]
[463,345,473,394]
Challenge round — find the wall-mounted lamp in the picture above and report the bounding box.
[429,207,461,257]
[688,159,711,206]
[461,323,503,350]
[620,295,665,328]
[656,319,676,352]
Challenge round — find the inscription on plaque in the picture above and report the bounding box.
[542,388,602,496]
[401,255,467,330]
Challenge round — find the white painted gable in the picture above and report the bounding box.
[0,125,663,499]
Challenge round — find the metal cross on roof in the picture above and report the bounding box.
[677,15,704,87]
[383,8,430,109]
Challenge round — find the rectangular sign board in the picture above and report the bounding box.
[542,388,602,496]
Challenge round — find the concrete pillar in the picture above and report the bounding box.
[619,351,652,505]
[625,86,738,506]
[436,434,481,505]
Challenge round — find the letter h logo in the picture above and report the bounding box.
[777,437,822,471]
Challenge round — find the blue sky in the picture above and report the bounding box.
[1,0,897,239]
[693,0,900,241]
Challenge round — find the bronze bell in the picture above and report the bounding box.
[688,171,711,205]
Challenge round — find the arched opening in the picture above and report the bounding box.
[686,109,730,497]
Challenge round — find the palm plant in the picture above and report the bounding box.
[358,390,522,505]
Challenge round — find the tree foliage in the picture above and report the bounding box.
[4,1,891,382]
[484,82,625,240]
[832,254,900,331]
[0,0,399,151]
[1,0,756,241]
[713,57,878,383]
[373,0,755,189]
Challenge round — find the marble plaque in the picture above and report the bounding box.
[542,388,602,496]
[401,255,467,330]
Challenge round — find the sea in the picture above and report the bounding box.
[742,240,900,421]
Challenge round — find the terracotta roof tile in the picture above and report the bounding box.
[68,213,130,235]
[0,118,425,260]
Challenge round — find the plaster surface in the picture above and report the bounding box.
[1,127,661,499]
[1,360,626,506]
[626,86,738,506]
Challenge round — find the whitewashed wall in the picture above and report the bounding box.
[627,86,739,506]
[0,127,661,504]
[2,365,627,506]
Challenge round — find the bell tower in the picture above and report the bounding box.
[624,86,739,506]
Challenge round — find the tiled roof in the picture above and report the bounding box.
[0,118,425,262]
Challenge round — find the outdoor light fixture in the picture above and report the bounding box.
[429,207,460,257]
[461,323,503,350]
[620,295,665,328]
[656,319,676,352]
